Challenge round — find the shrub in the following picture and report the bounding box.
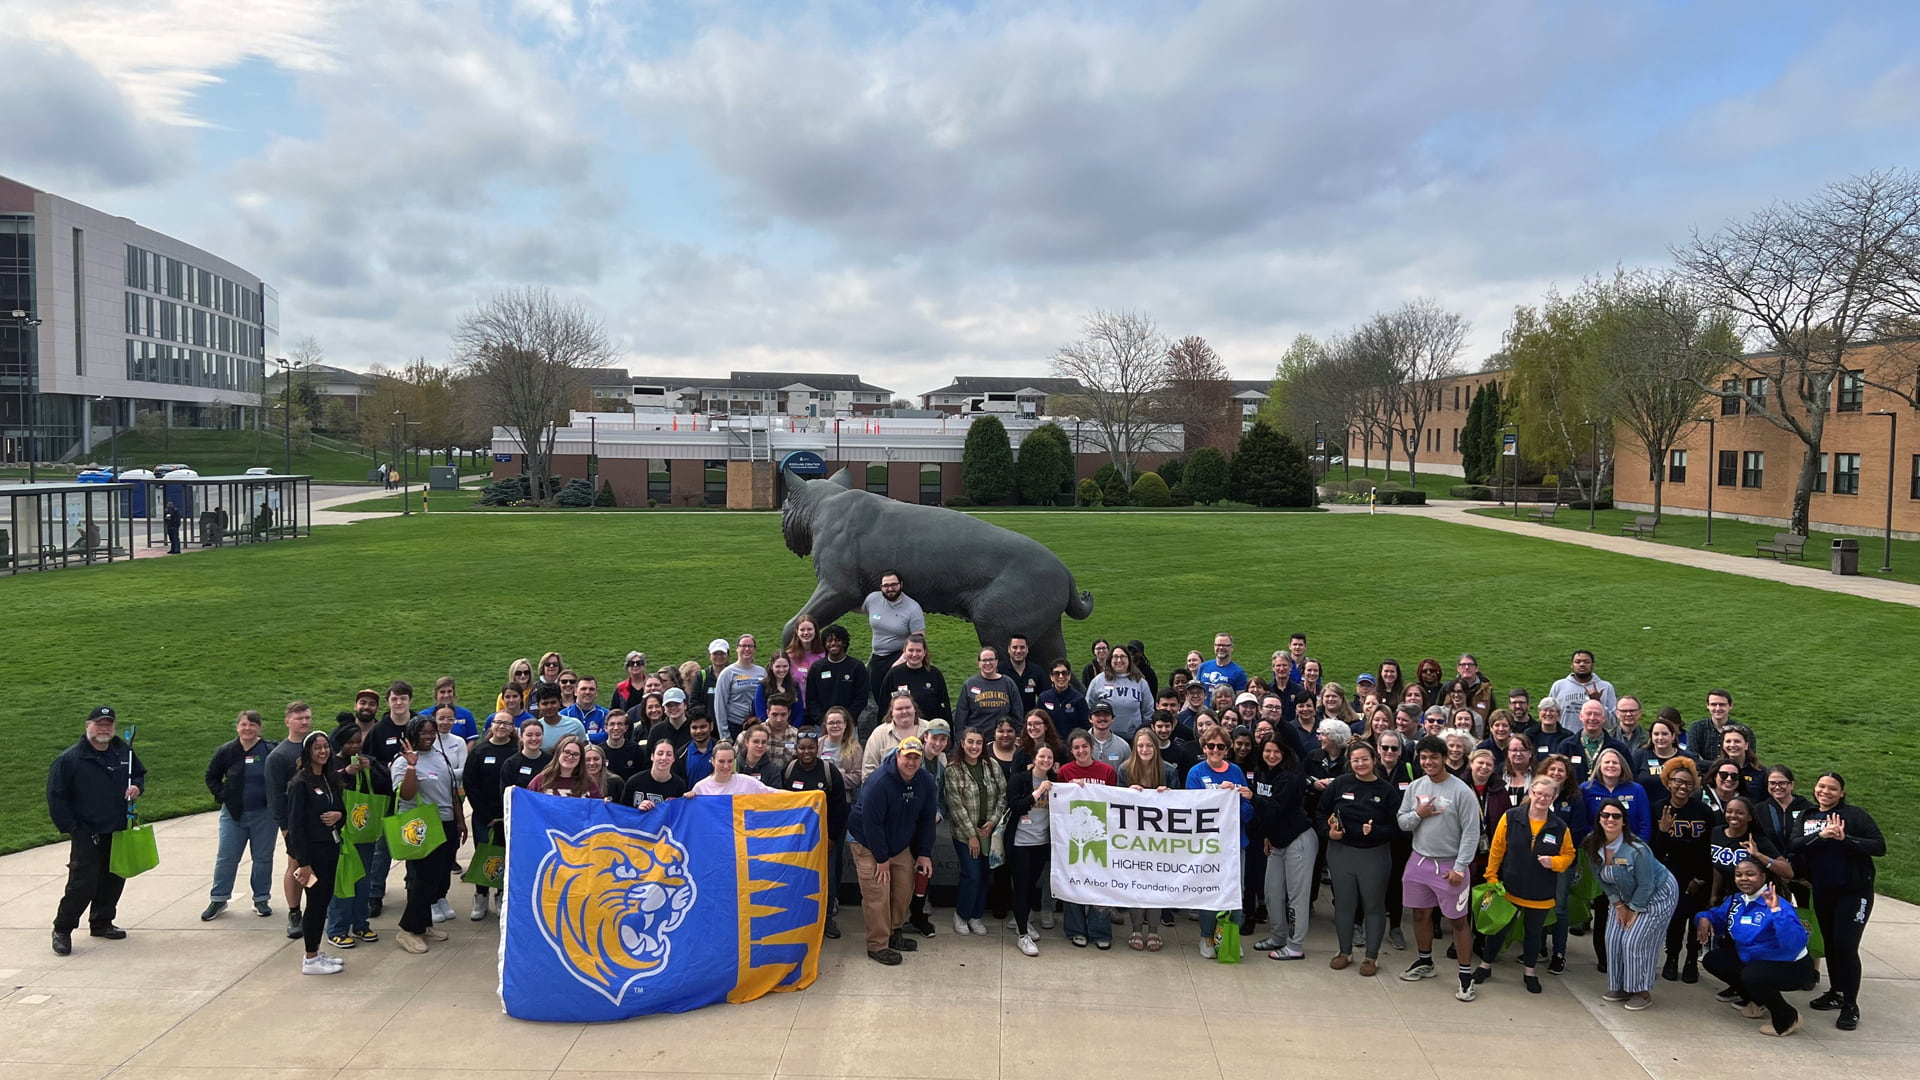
[647,499,658,508]
[478,475,532,506]
[1448,484,1494,499]
[1321,480,1349,496]
[1131,471,1173,507]
[1541,473,1559,486]
[1566,499,1614,511]
[944,495,976,508]
[1157,457,1186,488]
[595,479,616,507]
[1228,421,1314,507]
[1379,480,1402,491]
[1099,467,1132,507]
[1015,422,1073,505]
[1184,446,1229,505]
[555,477,597,507]
[962,415,1015,504]
[1078,478,1102,506]
[1350,478,1376,494]
[1373,489,1428,506]
[1169,482,1195,506]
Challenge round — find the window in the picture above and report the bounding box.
[1742,451,1764,489]
[1452,386,1460,411]
[1911,455,1920,500]
[647,459,669,505]
[1837,370,1864,412]
[1834,453,1861,496]
[1452,428,1460,452]
[1813,453,1826,493]
[1717,450,1737,487]
[866,462,888,499]
[703,460,726,506]
[919,463,942,506]
[1668,449,1688,484]
[1744,377,1767,413]
[1721,379,1740,416]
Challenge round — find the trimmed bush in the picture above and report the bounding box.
[1448,484,1494,499]
[1379,480,1402,491]
[1099,468,1132,507]
[1078,478,1102,506]
[1374,489,1428,506]
[962,415,1015,504]
[1228,421,1315,507]
[1321,480,1349,496]
[944,495,976,508]
[1169,482,1195,506]
[1131,471,1174,507]
[1185,446,1229,505]
[595,479,616,507]
[1157,457,1186,488]
[1015,422,1073,505]
[1349,478,1376,494]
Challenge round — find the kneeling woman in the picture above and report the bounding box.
[1475,775,1576,993]
[1584,796,1677,1010]
[1696,859,1813,1037]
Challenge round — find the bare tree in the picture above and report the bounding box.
[454,287,612,502]
[1162,335,1233,450]
[1595,272,1738,521]
[1352,299,1466,486]
[1050,310,1172,480]
[1677,168,1920,534]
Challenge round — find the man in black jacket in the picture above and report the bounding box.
[46,706,146,956]
[805,624,869,727]
[201,710,279,921]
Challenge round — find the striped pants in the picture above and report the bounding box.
[1606,873,1677,994]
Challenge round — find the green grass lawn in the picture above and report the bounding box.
[1324,465,1469,500]
[4,512,1910,898]
[90,429,384,484]
[328,488,490,514]
[1471,505,1920,587]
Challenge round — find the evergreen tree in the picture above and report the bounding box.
[1229,421,1314,507]
[1184,446,1229,505]
[1015,422,1074,505]
[962,415,1015,504]
[1461,386,1488,483]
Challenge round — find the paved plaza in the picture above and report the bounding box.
[1,810,1915,1079]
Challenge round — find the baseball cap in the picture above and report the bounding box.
[355,688,380,702]
[1356,673,1376,685]
[86,706,116,722]
[897,736,925,757]
[1090,696,1114,715]
[1235,692,1261,708]
[662,688,687,705]
[923,718,951,735]
[1185,681,1206,694]
[707,638,730,655]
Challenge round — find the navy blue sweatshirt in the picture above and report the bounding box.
[848,758,938,863]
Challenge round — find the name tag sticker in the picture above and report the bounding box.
[1341,792,1356,800]
[1541,833,1558,845]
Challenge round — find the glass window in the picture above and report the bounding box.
[704,459,726,506]
[1813,453,1826,493]
[1721,379,1740,416]
[1668,449,1688,484]
[919,463,942,506]
[648,458,670,505]
[867,462,888,499]
[1911,455,1920,501]
[1834,453,1860,496]
[1742,451,1764,489]
[1837,370,1864,412]
[1744,377,1767,414]
[1717,450,1737,487]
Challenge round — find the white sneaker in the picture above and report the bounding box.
[1017,933,1040,957]
[1040,911,1055,930]
[431,899,454,923]
[320,953,345,971]
[1200,937,1217,960]
[968,918,987,936]
[470,894,489,921]
[302,955,342,975]
[1455,984,1478,1002]
[954,914,971,935]
[1006,916,1020,932]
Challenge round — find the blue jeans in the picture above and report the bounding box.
[951,838,989,921]
[326,842,374,937]
[210,807,277,903]
[1064,902,1111,944]
[365,835,391,900]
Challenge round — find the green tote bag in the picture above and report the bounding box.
[109,815,161,879]
[342,770,390,846]
[334,837,366,898]
[383,801,447,861]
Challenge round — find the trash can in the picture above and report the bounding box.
[428,465,458,491]
[1832,538,1859,576]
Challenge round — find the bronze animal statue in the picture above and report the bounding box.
[779,467,1093,670]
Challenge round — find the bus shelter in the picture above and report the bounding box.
[137,474,313,550]
[2,481,138,573]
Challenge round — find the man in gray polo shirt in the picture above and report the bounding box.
[862,571,925,711]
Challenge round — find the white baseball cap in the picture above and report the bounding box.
[708,638,730,655]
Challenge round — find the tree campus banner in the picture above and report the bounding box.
[1048,783,1242,910]
[498,786,827,1022]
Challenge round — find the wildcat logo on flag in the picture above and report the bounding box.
[499,786,827,1022]
[1049,783,1241,910]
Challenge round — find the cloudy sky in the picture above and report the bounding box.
[6,0,1919,395]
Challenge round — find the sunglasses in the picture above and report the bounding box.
[627,660,645,666]
[1718,771,1740,780]
[1597,811,1625,820]
[560,679,577,686]
[544,661,562,668]
[1203,742,1227,750]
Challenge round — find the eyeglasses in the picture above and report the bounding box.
[1597,811,1625,820]
[1765,779,1792,787]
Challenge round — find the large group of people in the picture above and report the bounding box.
[45,579,1886,1038]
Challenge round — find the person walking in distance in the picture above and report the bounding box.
[46,706,146,956]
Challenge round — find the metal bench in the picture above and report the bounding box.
[1620,515,1658,539]
[1755,532,1807,560]
[1524,503,1558,523]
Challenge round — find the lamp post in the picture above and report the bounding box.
[270,356,296,475]
[588,415,598,491]
[1696,415,1715,547]
[393,409,412,515]
[1875,410,1896,573]
[92,395,119,474]
[7,309,43,481]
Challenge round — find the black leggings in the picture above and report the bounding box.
[1703,945,1812,1031]
[1664,879,1708,962]
[1009,841,1050,936]
[1386,837,1411,928]
[1814,887,1873,1003]
[400,830,457,935]
[301,849,340,953]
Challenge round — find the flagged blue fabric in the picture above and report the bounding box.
[499,785,827,1022]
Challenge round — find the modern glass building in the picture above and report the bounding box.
[0,174,274,466]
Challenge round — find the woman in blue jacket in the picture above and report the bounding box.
[1581,797,1677,1011]
[1696,858,1813,1037]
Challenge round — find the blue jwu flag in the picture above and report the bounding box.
[499,786,827,1022]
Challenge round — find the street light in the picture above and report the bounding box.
[1875,410,1896,573]
[91,395,120,475]
[1579,418,1600,530]
[393,409,417,515]
[270,356,297,475]
[1695,415,1715,546]
[6,308,44,481]
[1502,425,1519,518]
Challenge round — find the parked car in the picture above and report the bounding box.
[244,467,274,476]
[153,463,192,477]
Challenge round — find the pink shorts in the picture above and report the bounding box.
[1401,855,1471,919]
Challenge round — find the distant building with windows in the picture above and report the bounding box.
[590,370,894,416]
[0,174,273,465]
[918,376,1089,417]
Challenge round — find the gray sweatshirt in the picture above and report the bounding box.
[1395,773,1482,871]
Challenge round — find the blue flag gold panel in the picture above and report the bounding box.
[499,787,827,1021]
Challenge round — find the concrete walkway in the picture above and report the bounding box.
[0,811,1914,1079]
